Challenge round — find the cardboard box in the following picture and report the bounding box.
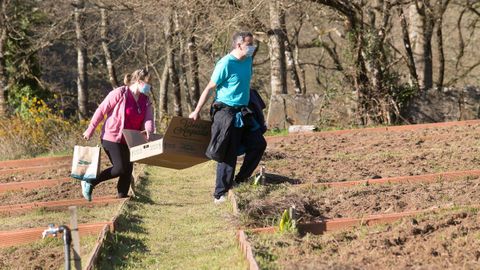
[122,116,211,169]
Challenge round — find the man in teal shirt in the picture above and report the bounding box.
[189,31,267,204]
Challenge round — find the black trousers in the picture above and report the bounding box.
[214,127,267,199]
[90,139,133,198]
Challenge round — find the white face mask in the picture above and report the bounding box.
[245,45,256,57]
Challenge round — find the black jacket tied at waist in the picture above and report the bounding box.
[206,90,266,162]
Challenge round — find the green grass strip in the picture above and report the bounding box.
[96,162,247,269]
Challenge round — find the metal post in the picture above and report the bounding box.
[42,224,72,270]
[59,226,72,270]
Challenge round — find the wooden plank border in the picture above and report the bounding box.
[266,119,480,144]
[237,230,260,270]
[0,156,72,169]
[244,208,437,236]
[0,164,71,176]
[306,169,480,188]
[0,222,112,248]
[83,164,144,270]
[0,177,73,193]
[0,196,125,214]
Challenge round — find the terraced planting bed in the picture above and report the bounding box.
[236,175,480,228]
[248,208,480,269]
[0,155,129,269]
[264,123,480,183]
[0,157,111,183]
[0,234,100,269]
[0,165,71,183]
[0,179,117,205]
[0,203,120,231]
[233,121,480,269]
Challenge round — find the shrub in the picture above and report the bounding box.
[0,96,86,160]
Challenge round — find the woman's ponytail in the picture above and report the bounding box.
[124,74,132,85]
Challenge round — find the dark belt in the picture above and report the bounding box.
[210,101,255,122]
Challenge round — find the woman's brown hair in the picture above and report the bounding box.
[124,68,149,85]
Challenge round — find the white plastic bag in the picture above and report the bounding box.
[70,145,101,181]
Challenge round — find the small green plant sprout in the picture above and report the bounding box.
[252,166,266,186]
[279,205,297,233]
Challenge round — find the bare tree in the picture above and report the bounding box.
[187,34,200,107]
[174,11,193,113]
[74,0,88,120]
[159,61,169,120]
[398,5,420,90]
[99,3,119,88]
[434,0,450,90]
[164,8,182,116]
[308,0,406,124]
[281,3,302,94]
[268,0,287,95]
[408,1,435,90]
[0,0,8,117]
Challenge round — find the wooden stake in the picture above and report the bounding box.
[69,206,82,270]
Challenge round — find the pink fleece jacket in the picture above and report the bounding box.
[83,86,155,143]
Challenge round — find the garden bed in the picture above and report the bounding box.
[0,234,99,269]
[236,175,480,227]
[247,208,480,269]
[233,122,480,268]
[263,124,480,183]
[0,180,117,205]
[0,203,120,231]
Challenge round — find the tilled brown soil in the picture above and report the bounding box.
[0,157,128,269]
[250,209,480,270]
[0,167,71,183]
[0,180,118,205]
[0,203,119,231]
[242,124,480,269]
[264,124,480,183]
[0,236,97,270]
[0,161,112,183]
[237,176,480,227]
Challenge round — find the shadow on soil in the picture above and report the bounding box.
[264,173,301,185]
[95,176,152,269]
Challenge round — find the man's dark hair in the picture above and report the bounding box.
[231,31,253,50]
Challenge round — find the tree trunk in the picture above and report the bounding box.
[179,40,192,113]
[281,10,302,95]
[435,14,444,90]
[268,0,287,95]
[187,35,200,108]
[408,2,434,90]
[398,6,420,90]
[174,11,192,113]
[0,0,7,117]
[435,0,450,89]
[159,60,169,120]
[100,6,118,89]
[74,0,88,120]
[164,11,182,116]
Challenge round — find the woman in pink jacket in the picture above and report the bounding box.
[82,68,155,201]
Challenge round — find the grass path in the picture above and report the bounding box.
[96,162,246,270]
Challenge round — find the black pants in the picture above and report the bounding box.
[90,139,133,198]
[214,127,267,199]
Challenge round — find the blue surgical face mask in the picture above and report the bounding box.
[139,83,151,95]
[245,45,256,57]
